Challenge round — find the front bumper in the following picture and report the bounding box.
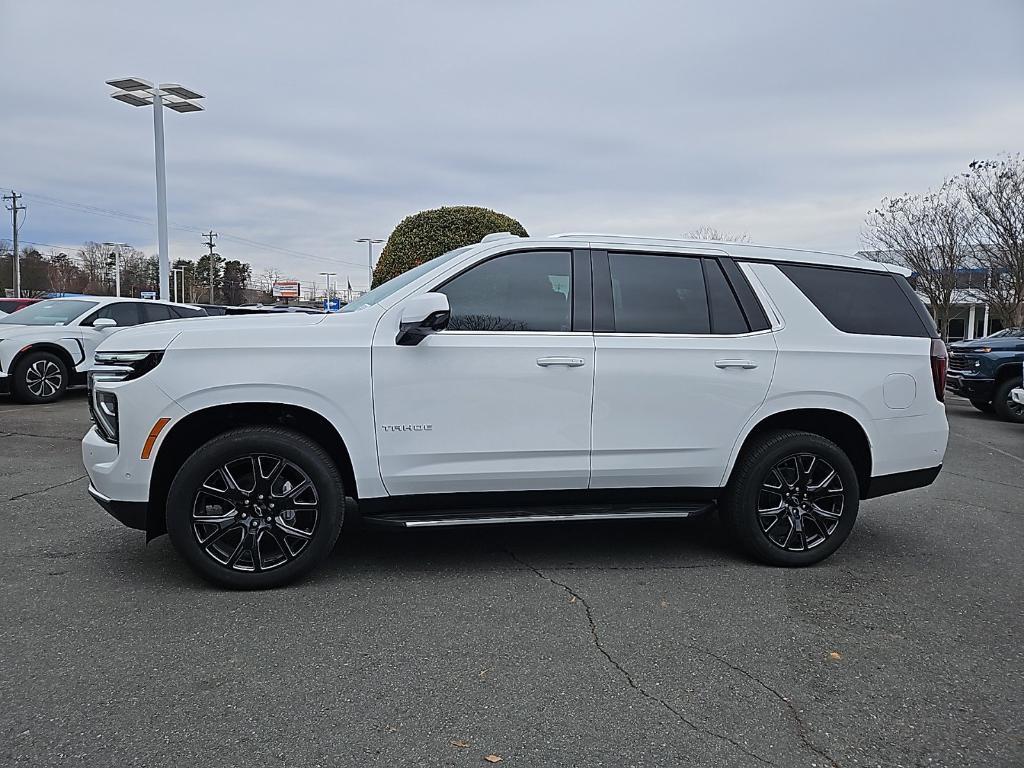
[1012,388,1024,406]
[0,372,9,395]
[88,484,147,531]
[945,374,994,401]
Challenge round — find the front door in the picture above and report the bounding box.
[372,249,594,496]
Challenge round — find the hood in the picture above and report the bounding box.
[95,312,329,353]
[0,323,74,341]
[949,336,1024,351]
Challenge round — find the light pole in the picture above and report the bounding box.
[356,238,383,289]
[172,266,187,303]
[105,77,204,301]
[102,242,128,297]
[320,271,336,301]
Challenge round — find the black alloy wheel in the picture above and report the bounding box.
[756,453,845,552]
[166,427,344,589]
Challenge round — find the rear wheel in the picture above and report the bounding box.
[969,399,994,414]
[992,377,1024,424]
[12,351,68,404]
[721,430,859,566]
[166,427,344,589]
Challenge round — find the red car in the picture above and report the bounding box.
[0,298,41,315]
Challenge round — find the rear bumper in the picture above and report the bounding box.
[88,484,148,531]
[862,465,942,499]
[945,374,994,401]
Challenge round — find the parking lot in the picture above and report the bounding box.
[0,393,1021,768]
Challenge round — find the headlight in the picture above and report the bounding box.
[92,351,164,384]
[93,390,119,443]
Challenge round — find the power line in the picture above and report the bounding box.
[0,184,368,270]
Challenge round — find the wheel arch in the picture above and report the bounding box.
[10,342,78,376]
[147,402,358,540]
[726,407,873,497]
[994,360,1023,386]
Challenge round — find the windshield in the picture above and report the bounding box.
[341,246,473,313]
[985,327,1023,338]
[0,299,98,326]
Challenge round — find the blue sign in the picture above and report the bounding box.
[323,298,342,313]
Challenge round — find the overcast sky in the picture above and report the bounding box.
[2,0,1022,292]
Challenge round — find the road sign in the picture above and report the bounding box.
[140,291,157,300]
[272,280,300,298]
[323,297,342,313]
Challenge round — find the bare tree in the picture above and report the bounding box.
[684,225,751,243]
[963,155,1024,327]
[47,251,86,295]
[863,179,973,338]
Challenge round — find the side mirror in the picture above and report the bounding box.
[93,317,118,330]
[396,292,450,346]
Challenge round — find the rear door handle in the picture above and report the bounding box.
[536,356,586,367]
[715,359,759,369]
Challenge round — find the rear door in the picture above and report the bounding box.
[590,250,778,489]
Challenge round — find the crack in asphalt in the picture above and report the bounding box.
[506,549,779,767]
[941,470,1024,491]
[7,474,89,501]
[934,496,1018,516]
[949,430,1024,464]
[0,430,82,443]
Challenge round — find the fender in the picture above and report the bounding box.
[9,340,82,374]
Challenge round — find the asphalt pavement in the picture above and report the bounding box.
[1,392,1021,767]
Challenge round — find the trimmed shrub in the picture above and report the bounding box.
[372,206,528,288]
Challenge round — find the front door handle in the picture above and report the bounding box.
[715,359,759,369]
[536,356,586,368]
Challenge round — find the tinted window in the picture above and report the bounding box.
[141,304,174,323]
[85,302,141,327]
[608,252,709,334]
[780,264,931,337]
[439,250,571,332]
[171,306,206,318]
[703,259,749,334]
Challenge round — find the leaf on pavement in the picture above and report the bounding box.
[484,755,503,763]
[829,651,842,660]
[451,739,470,748]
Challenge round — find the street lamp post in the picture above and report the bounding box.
[105,77,204,301]
[356,238,383,289]
[102,242,127,297]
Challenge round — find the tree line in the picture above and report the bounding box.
[863,154,1024,335]
[0,241,264,305]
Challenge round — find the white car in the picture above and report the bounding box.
[83,233,949,588]
[0,296,206,404]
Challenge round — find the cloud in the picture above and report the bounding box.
[2,0,1022,291]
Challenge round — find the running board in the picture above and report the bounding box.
[362,502,715,529]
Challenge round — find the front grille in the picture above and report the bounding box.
[948,352,972,373]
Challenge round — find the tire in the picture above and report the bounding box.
[969,399,994,414]
[720,430,859,567]
[166,427,345,589]
[11,350,68,404]
[992,377,1024,424]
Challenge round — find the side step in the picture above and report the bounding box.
[362,502,715,529]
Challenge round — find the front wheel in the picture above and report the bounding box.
[992,377,1024,424]
[166,427,344,589]
[720,430,859,566]
[12,351,68,404]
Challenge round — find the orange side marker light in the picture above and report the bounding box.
[141,418,172,460]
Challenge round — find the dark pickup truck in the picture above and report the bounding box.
[946,327,1024,423]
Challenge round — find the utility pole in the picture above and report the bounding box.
[203,231,218,304]
[3,191,25,298]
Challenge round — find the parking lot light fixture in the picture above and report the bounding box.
[356,238,384,289]
[105,77,205,301]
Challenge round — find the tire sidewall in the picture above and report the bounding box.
[992,377,1024,424]
[725,432,859,567]
[166,428,344,589]
[13,351,68,404]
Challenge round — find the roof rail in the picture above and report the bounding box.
[480,232,521,243]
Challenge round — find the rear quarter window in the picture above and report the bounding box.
[779,264,933,338]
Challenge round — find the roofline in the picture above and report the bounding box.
[548,232,862,260]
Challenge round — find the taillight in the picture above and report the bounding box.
[930,338,947,402]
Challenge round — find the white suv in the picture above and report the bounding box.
[82,234,949,588]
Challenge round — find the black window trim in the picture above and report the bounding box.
[79,300,142,328]
[430,247,590,334]
[592,249,773,337]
